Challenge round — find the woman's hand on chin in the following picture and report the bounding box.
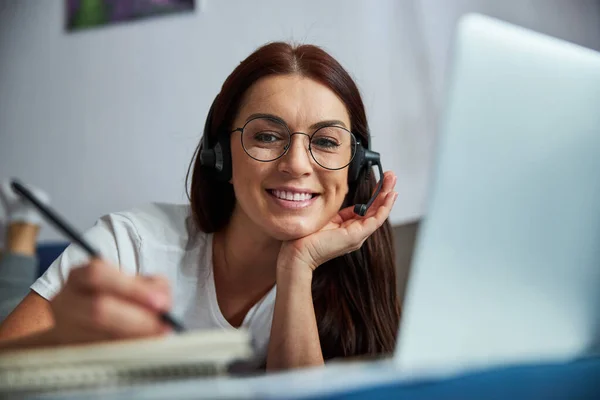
[277,171,398,275]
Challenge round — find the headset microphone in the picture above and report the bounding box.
[353,150,384,216]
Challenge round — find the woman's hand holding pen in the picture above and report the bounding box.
[47,260,174,345]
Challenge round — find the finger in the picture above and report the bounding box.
[68,260,170,312]
[335,205,358,222]
[51,285,170,344]
[80,293,170,339]
[51,287,124,344]
[335,173,397,223]
[374,171,396,195]
[337,188,395,223]
[319,221,342,232]
[312,191,397,263]
[140,275,171,293]
[140,275,170,286]
[364,173,397,215]
[364,191,397,230]
[50,289,110,344]
[140,275,173,310]
[345,191,396,240]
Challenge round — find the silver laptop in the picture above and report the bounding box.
[395,14,600,378]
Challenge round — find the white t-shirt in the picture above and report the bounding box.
[31,203,276,357]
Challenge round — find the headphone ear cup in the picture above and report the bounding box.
[198,96,233,182]
[213,134,232,182]
[348,142,366,183]
[199,135,216,168]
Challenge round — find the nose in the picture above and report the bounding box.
[277,132,313,177]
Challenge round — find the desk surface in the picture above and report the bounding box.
[27,356,600,400]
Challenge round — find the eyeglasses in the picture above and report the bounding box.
[231,115,358,170]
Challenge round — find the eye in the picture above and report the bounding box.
[254,131,284,143]
[312,136,340,149]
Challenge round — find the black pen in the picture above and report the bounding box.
[10,179,186,333]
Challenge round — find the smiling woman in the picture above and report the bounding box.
[189,43,400,363]
[0,42,400,370]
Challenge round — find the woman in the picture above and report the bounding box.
[0,42,400,370]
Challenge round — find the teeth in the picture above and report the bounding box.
[272,190,313,201]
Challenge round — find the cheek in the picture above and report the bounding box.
[231,145,251,181]
[231,136,255,176]
[324,173,350,209]
[230,144,271,201]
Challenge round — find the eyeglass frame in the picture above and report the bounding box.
[230,114,360,171]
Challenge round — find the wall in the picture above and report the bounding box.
[417,0,600,113]
[0,0,432,241]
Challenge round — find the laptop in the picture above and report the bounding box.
[395,13,600,378]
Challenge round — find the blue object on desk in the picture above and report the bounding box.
[36,242,68,277]
[304,357,600,400]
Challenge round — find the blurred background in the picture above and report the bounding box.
[1,0,599,297]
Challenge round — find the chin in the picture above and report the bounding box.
[263,218,322,241]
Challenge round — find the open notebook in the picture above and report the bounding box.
[0,329,253,393]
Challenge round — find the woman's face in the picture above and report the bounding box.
[229,74,351,241]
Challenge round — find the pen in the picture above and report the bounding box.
[10,179,186,333]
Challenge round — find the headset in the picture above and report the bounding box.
[199,96,385,216]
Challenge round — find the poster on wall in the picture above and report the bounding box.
[66,0,195,31]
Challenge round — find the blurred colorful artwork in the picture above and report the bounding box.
[66,0,195,31]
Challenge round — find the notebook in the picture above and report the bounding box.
[0,329,254,393]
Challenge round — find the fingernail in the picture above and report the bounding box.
[393,193,399,202]
[150,293,168,310]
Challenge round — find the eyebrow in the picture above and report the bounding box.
[245,113,349,130]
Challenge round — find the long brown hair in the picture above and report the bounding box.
[187,42,400,359]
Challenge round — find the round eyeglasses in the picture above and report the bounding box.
[232,116,358,170]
